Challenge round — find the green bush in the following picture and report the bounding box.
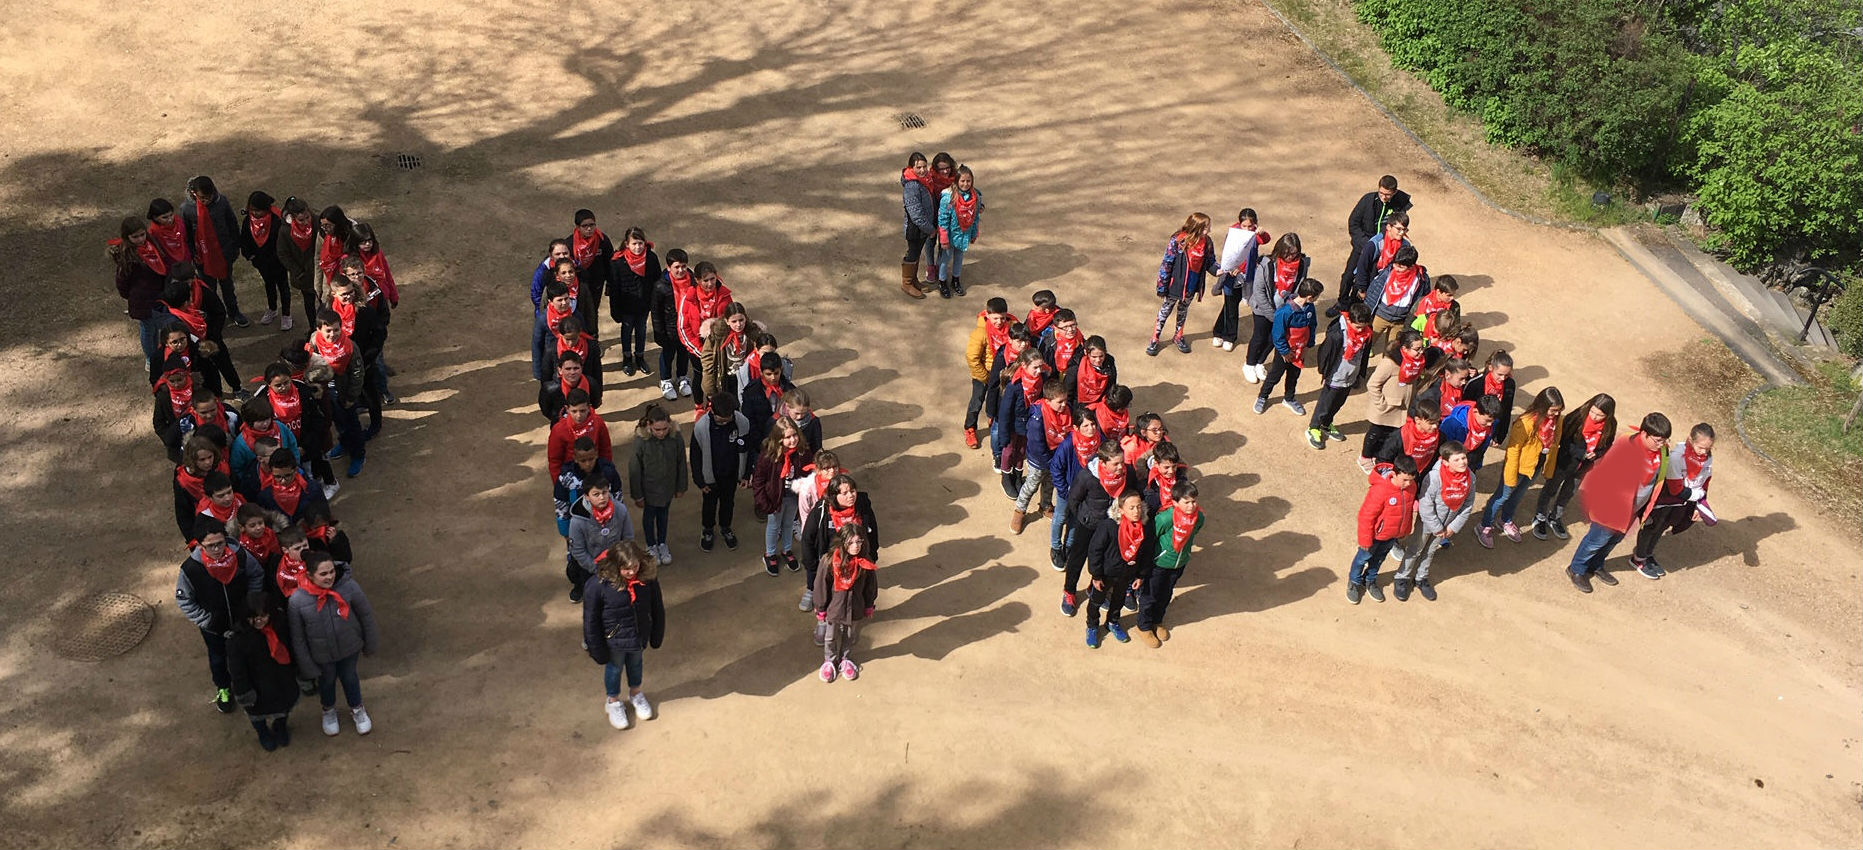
[1822,277,1863,360]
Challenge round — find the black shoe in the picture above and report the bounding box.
[1050,547,1065,572]
[271,717,291,747]
[214,688,234,714]
[938,281,953,299]
[381,390,398,405]
[1550,518,1570,540]
[700,529,716,552]
[1416,579,1437,601]
[1364,581,1386,603]
[232,312,252,328]
[1570,571,1594,593]
[1001,473,1020,499]
[764,554,780,577]
[1346,582,1362,605]
[1145,341,1161,357]
[569,582,584,603]
[1531,520,1551,540]
[722,528,739,550]
[1595,567,1620,586]
[621,357,637,377]
[784,550,801,572]
[1393,578,1412,601]
[1175,337,1191,354]
[257,724,278,752]
[952,277,965,296]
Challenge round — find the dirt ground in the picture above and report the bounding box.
[1,0,1859,847]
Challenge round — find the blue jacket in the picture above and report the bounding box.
[1351,234,1411,296]
[1049,434,1091,498]
[231,428,301,493]
[992,382,1033,458]
[1437,402,1494,470]
[1270,300,1318,358]
[902,172,936,237]
[1024,401,1071,472]
[529,257,554,310]
[938,189,981,252]
[1364,263,1431,324]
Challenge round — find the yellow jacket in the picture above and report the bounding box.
[965,314,992,382]
[1501,411,1561,482]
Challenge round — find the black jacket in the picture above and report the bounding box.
[1087,513,1157,581]
[237,208,287,273]
[797,492,881,572]
[649,274,680,348]
[1458,371,1518,441]
[1066,460,1140,530]
[608,248,662,320]
[180,193,241,274]
[227,616,302,717]
[1062,352,1118,407]
[582,575,664,659]
[740,374,797,450]
[539,345,605,415]
[1347,189,1413,244]
[175,546,266,634]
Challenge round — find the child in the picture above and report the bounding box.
[1394,442,1473,602]
[315,206,353,298]
[547,390,612,481]
[1348,455,1418,604]
[539,350,594,423]
[175,520,265,713]
[532,273,578,381]
[555,436,624,538]
[544,314,605,411]
[288,550,379,736]
[1346,212,1411,311]
[792,449,841,525]
[1144,441,1190,517]
[256,363,325,480]
[1136,481,1203,647]
[1252,277,1322,416]
[1090,384,1134,440]
[111,215,171,369]
[1420,302,1464,352]
[345,223,399,311]
[797,473,881,612]
[1438,395,1502,471]
[785,388,822,452]
[1531,393,1615,540]
[993,347,1048,496]
[278,197,319,324]
[1460,350,1519,446]
[963,298,1017,449]
[1363,244,1430,356]
[1305,302,1375,450]
[1047,408,1103,571]
[1012,378,1071,534]
[567,475,635,603]
[236,503,282,571]
[650,249,691,401]
[1037,308,1086,376]
[900,152,937,300]
[1149,212,1216,356]
[582,541,664,729]
[161,275,240,396]
[741,351,796,451]
[1245,232,1309,375]
[260,449,329,526]
[197,472,247,532]
[936,164,981,296]
[182,176,248,327]
[227,590,299,750]
[1085,490,1154,648]
[1477,388,1564,548]
[608,227,660,376]
[328,267,389,436]
[700,302,759,403]
[1122,412,1169,467]
[273,527,310,598]
[1415,357,1473,420]
[1361,330,1428,472]
[813,523,879,682]
[152,359,203,461]
[752,418,815,576]
[146,198,194,269]
[689,392,749,553]
[1061,440,1138,617]
[1409,274,1459,341]
[734,331,794,395]
[1630,422,1716,579]
[301,506,355,565]
[233,399,299,483]
[1214,210,1264,354]
[174,435,228,542]
[306,309,367,478]
[1019,290,1057,336]
[567,209,613,329]
[1568,413,1673,592]
[676,261,734,402]
[238,192,290,329]
[1064,335,1118,409]
[627,403,688,567]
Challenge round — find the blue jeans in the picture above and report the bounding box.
[658,345,692,383]
[616,312,647,360]
[1350,538,1401,585]
[1481,474,1529,528]
[1050,512,1076,552]
[604,651,644,697]
[136,316,163,372]
[641,504,669,547]
[938,246,966,281]
[317,652,363,709]
[764,493,798,556]
[1567,523,1625,576]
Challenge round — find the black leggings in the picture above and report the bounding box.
[1211,281,1243,343]
[256,262,289,314]
[1362,423,1400,460]
[659,344,692,383]
[904,228,930,265]
[1257,354,1301,402]
[1244,315,1275,365]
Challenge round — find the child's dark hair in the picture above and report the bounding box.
[1135,412,1165,436]
[186,175,219,197]
[1041,378,1067,402]
[246,191,275,211]
[205,471,234,494]
[161,279,192,306]
[753,332,779,351]
[1385,211,1411,229]
[348,222,381,254]
[242,397,274,423]
[556,349,584,367]
[1237,207,1258,225]
[1152,440,1181,465]
[1455,326,1480,350]
[316,307,342,328]
[277,525,307,548]
[1484,349,1513,372]
[1073,407,1099,428]
[709,392,737,415]
[907,151,927,167]
[1032,290,1057,309]
[1393,245,1419,266]
[1170,480,1198,502]
[1407,403,1442,424]
[1522,387,1565,425]
[637,402,670,428]
[1346,302,1373,325]
[1295,278,1324,299]
[1391,455,1420,478]
[264,447,293,471]
[931,152,956,171]
[584,474,613,493]
[236,502,269,526]
[1008,323,1036,347]
[1379,174,1399,190]
[1105,385,1133,411]
[1474,394,1504,419]
[194,517,229,542]
[1385,329,1424,362]
[1084,334,1108,354]
[622,226,646,245]
[1096,440,1124,463]
[545,280,570,301]
[985,296,1010,314]
[692,260,719,281]
[1640,412,1672,439]
[565,388,591,408]
[1433,275,1459,295]
[318,206,352,243]
[665,248,689,266]
[263,362,293,382]
[1689,422,1715,442]
[572,436,597,453]
[148,197,175,219]
[282,196,309,216]
[1437,440,1468,461]
[574,208,597,227]
[1053,307,1076,325]
[556,314,585,338]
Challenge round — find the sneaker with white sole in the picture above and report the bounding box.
[1306,428,1325,450]
[1327,427,1346,442]
[1283,399,1307,416]
[260,309,277,325]
[321,708,340,736]
[606,698,629,729]
[839,659,860,681]
[655,544,673,566]
[630,692,655,721]
[798,590,814,611]
[351,706,372,734]
[280,314,294,331]
[1501,521,1523,543]
[677,376,692,397]
[818,662,837,683]
[1476,526,1495,548]
[1211,337,1224,349]
[1243,364,1261,384]
[659,380,677,401]
[1222,341,1235,351]
[1253,397,1268,414]
[322,482,340,500]
[1549,518,1571,539]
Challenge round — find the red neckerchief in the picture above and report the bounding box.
[307,328,353,373]
[1376,236,1401,270]
[176,462,214,502]
[197,404,231,439]
[1684,445,1709,481]
[1382,266,1422,307]
[666,268,692,298]
[241,527,280,562]
[329,293,358,337]
[163,341,192,371]
[288,216,315,251]
[318,234,343,277]
[1482,370,1506,400]
[1416,290,1452,325]
[982,313,1015,357]
[1439,466,1472,512]
[258,622,291,665]
[1581,415,1606,454]
[1398,349,1426,383]
[1465,412,1493,450]
[1437,378,1461,418]
[693,285,728,322]
[171,281,209,338]
[544,299,573,335]
[1401,419,1439,465]
[1052,332,1081,374]
[1169,505,1200,552]
[758,374,784,412]
[1184,236,1206,274]
[157,373,192,418]
[1287,322,1312,368]
[1149,462,1182,508]
[928,171,954,202]
[360,249,394,300]
[812,469,832,500]
[908,168,939,199]
[149,217,191,264]
[1096,458,1127,500]
[590,498,615,526]
[1023,307,1055,337]
[557,373,590,401]
[1536,412,1558,448]
[1039,403,1070,451]
[556,330,590,361]
[779,449,799,481]
[248,208,278,247]
[112,237,170,276]
[192,199,229,277]
[831,550,877,592]
[1118,515,1144,562]
[276,550,306,596]
[1121,434,1155,467]
[1340,321,1373,364]
[566,410,603,442]
[298,578,350,618]
[200,543,239,584]
[1075,356,1109,405]
[721,331,750,369]
[268,474,305,516]
[949,190,977,230]
[620,243,650,276]
[1015,366,1044,404]
[1274,256,1300,295]
[1072,427,1103,466]
[306,522,334,546]
[240,420,278,456]
[1092,401,1129,438]
[268,383,302,434]
[257,465,276,493]
[828,499,858,531]
[571,227,606,269]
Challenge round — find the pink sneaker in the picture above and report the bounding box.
[1501,521,1522,543]
[1695,500,1718,526]
[839,659,860,681]
[1476,526,1495,549]
[818,662,836,683]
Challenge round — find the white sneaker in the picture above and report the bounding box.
[677,376,692,397]
[659,379,677,401]
[605,698,629,729]
[279,314,294,331]
[1243,363,1261,383]
[797,589,814,611]
[1211,337,1223,349]
[321,708,339,736]
[260,309,277,325]
[656,544,673,566]
[322,482,340,500]
[351,705,372,734]
[1222,340,1235,351]
[630,691,655,721]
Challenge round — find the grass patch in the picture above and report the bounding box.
[1260,0,1650,228]
[1743,361,1863,530]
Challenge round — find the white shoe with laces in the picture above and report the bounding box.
[606,698,629,729]
[677,376,692,397]
[322,482,340,500]
[350,705,372,735]
[656,544,673,566]
[321,708,339,736]
[630,692,655,721]
[659,380,677,401]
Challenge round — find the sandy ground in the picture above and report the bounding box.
[1,0,1859,847]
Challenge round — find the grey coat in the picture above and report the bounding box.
[566,498,635,571]
[1248,253,1312,318]
[901,173,937,237]
[287,570,379,677]
[1416,466,1476,535]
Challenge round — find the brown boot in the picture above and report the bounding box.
[1139,629,1162,649]
[900,263,926,299]
[1155,624,1171,642]
[1010,509,1026,534]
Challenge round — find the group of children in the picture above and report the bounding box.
[532,213,884,731]
[109,177,393,750]
[897,151,984,300]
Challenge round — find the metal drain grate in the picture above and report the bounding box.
[54,592,155,662]
[893,112,925,130]
[394,153,423,170]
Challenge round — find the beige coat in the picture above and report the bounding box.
[1364,357,1411,428]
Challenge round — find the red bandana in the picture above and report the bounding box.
[666,268,692,298]
[1439,466,1472,512]
[1092,402,1129,438]
[1096,459,1127,501]
[591,497,615,526]
[198,493,245,524]
[1023,307,1056,337]
[981,312,1016,356]
[157,373,192,418]
[276,551,306,596]
[1075,357,1109,405]
[308,328,353,374]
[1118,515,1144,562]
[298,578,350,618]
[1341,321,1373,365]
[949,190,977,230]
[812,469,833,500]
[200,543,239,584]
[556,331,590,362]
[1639,439,1664,483]
[828,500,858,531]
[1169,506,1200,552]
[1536,412,1558,449]
[1382,266,1422,307]
[1482,370,1506,400]
[1401,419,1439,466]
[193,199,229,278]
[268,474,305,516]
[176,463,212,502]
[1465,412,1493,450]
[1398,349,1426,383]
[1274,256,1301,295]
[241,527,280,563]
[620,243,651,276]
[1581,415,1606,454]
[572,227,606,269]
[1416,290,1452,330]
[318,234,343,278]
[329,293,358,337]
[831,551,878,592]
[1052,332,1081,374]
[1377,236,1401,270]
[1287,323,1312,369]
[268,383,303,434]
[558,373,590,401]
[1437,378,1461,418]
[1684,445,1709,481]
[258,622,291,665]
[1015,365,1044,404]
[567,410,604,442]
[112,237,169,276]
[1072,426,1102,466]
[288,215,315,251]
[1039,403,1070,451]
[149,217,191,264]
[248,208,278,247]
[1185,236,1206,274]
[360,249,394,300]
[545,299,574,336]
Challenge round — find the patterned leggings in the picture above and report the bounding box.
[1152,297,1191,341]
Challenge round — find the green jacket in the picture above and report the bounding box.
[1151,507,1204,570]
[628,427,689,507]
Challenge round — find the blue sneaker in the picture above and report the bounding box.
[1060,592,1079,617]
[346,456,365,478]
[1085,626,1101,649]
[325,445,346,460]
[1108,622,1130,643]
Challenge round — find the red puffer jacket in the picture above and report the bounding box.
[1356,462,1417,547]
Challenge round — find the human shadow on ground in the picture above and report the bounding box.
[884,537,1016,591]
[1163,530,1330,625]
[973,242,1090,290]
[863,601,1033,663]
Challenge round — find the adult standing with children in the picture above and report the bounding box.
[899,152,936,300]
[1340,175,1412,295]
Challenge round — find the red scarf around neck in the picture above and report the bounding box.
[1401,419,1439,465]
[241,527,280,563]
[1149,462,1182,507]
[199,493,245,524]
[556,331,590,361]
[1287,323,1312,369]
[812,469,833,500]
[1581,415,1606,454]
[831,550,877,592]
[1096,458,1127,501]
[1382,266,1422,307]
[590,497,616,526]
[1015,365,1044,404]
[277,551,306,596]
[114,238,168,276]
[1052,333,1081,374]
[1482,370,1507,400]
[149,217,191,263]
[268,383,302,434]
[1536,412,1558,449]
[158,374,192,418]
[1169,505,1200,552]
[308,329,353,373]
[288,215,315,251]
[666,268,692,297]
[1464,412,1493,450]
[572,228,606,269]
[193,199,228,277]
[828,499,858,530]
[1118,515,1144,562]
[269,474,305,516]
[1072,427,1102,466]
[1039,403,1070,451]
[567,411,603,442]
[1184,236,1206,274]
[1075,356,1109,405]
[1093,402,1129,439]
[200,543,239,584]
[298,578,350,618]
[329,293,358,337]
[1684,445,1709,481]
[981,312,1014,355]
[949,190,977,230]
[258,622,291,664]
[248,208,278,247]
[1376,235,1401,270]
[1274,256,1301,295]
[1023,307,1055,337]
[1439,466,1472,512]
[620,243,650,276]
[318,234,344,277]
[1398,349,1426,383]
[1341,321,1373,365]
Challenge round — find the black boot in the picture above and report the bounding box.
[952,276,966,297]
[253,719,278,752]
[271,717,291,747]
[938,279,953,299]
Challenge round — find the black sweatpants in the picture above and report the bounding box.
[1211,279,1243,343]
[1633,502,1695,561]
[701,484,738,531]
[1086,575,1135,630]
[1257,353,1302,402]
[1309,383,1352,431]
[1244,315,1275,366]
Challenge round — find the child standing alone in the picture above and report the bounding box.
[813,524,879,683]
[581,541,664,730]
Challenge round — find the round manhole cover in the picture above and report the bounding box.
[54,593,155,662]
